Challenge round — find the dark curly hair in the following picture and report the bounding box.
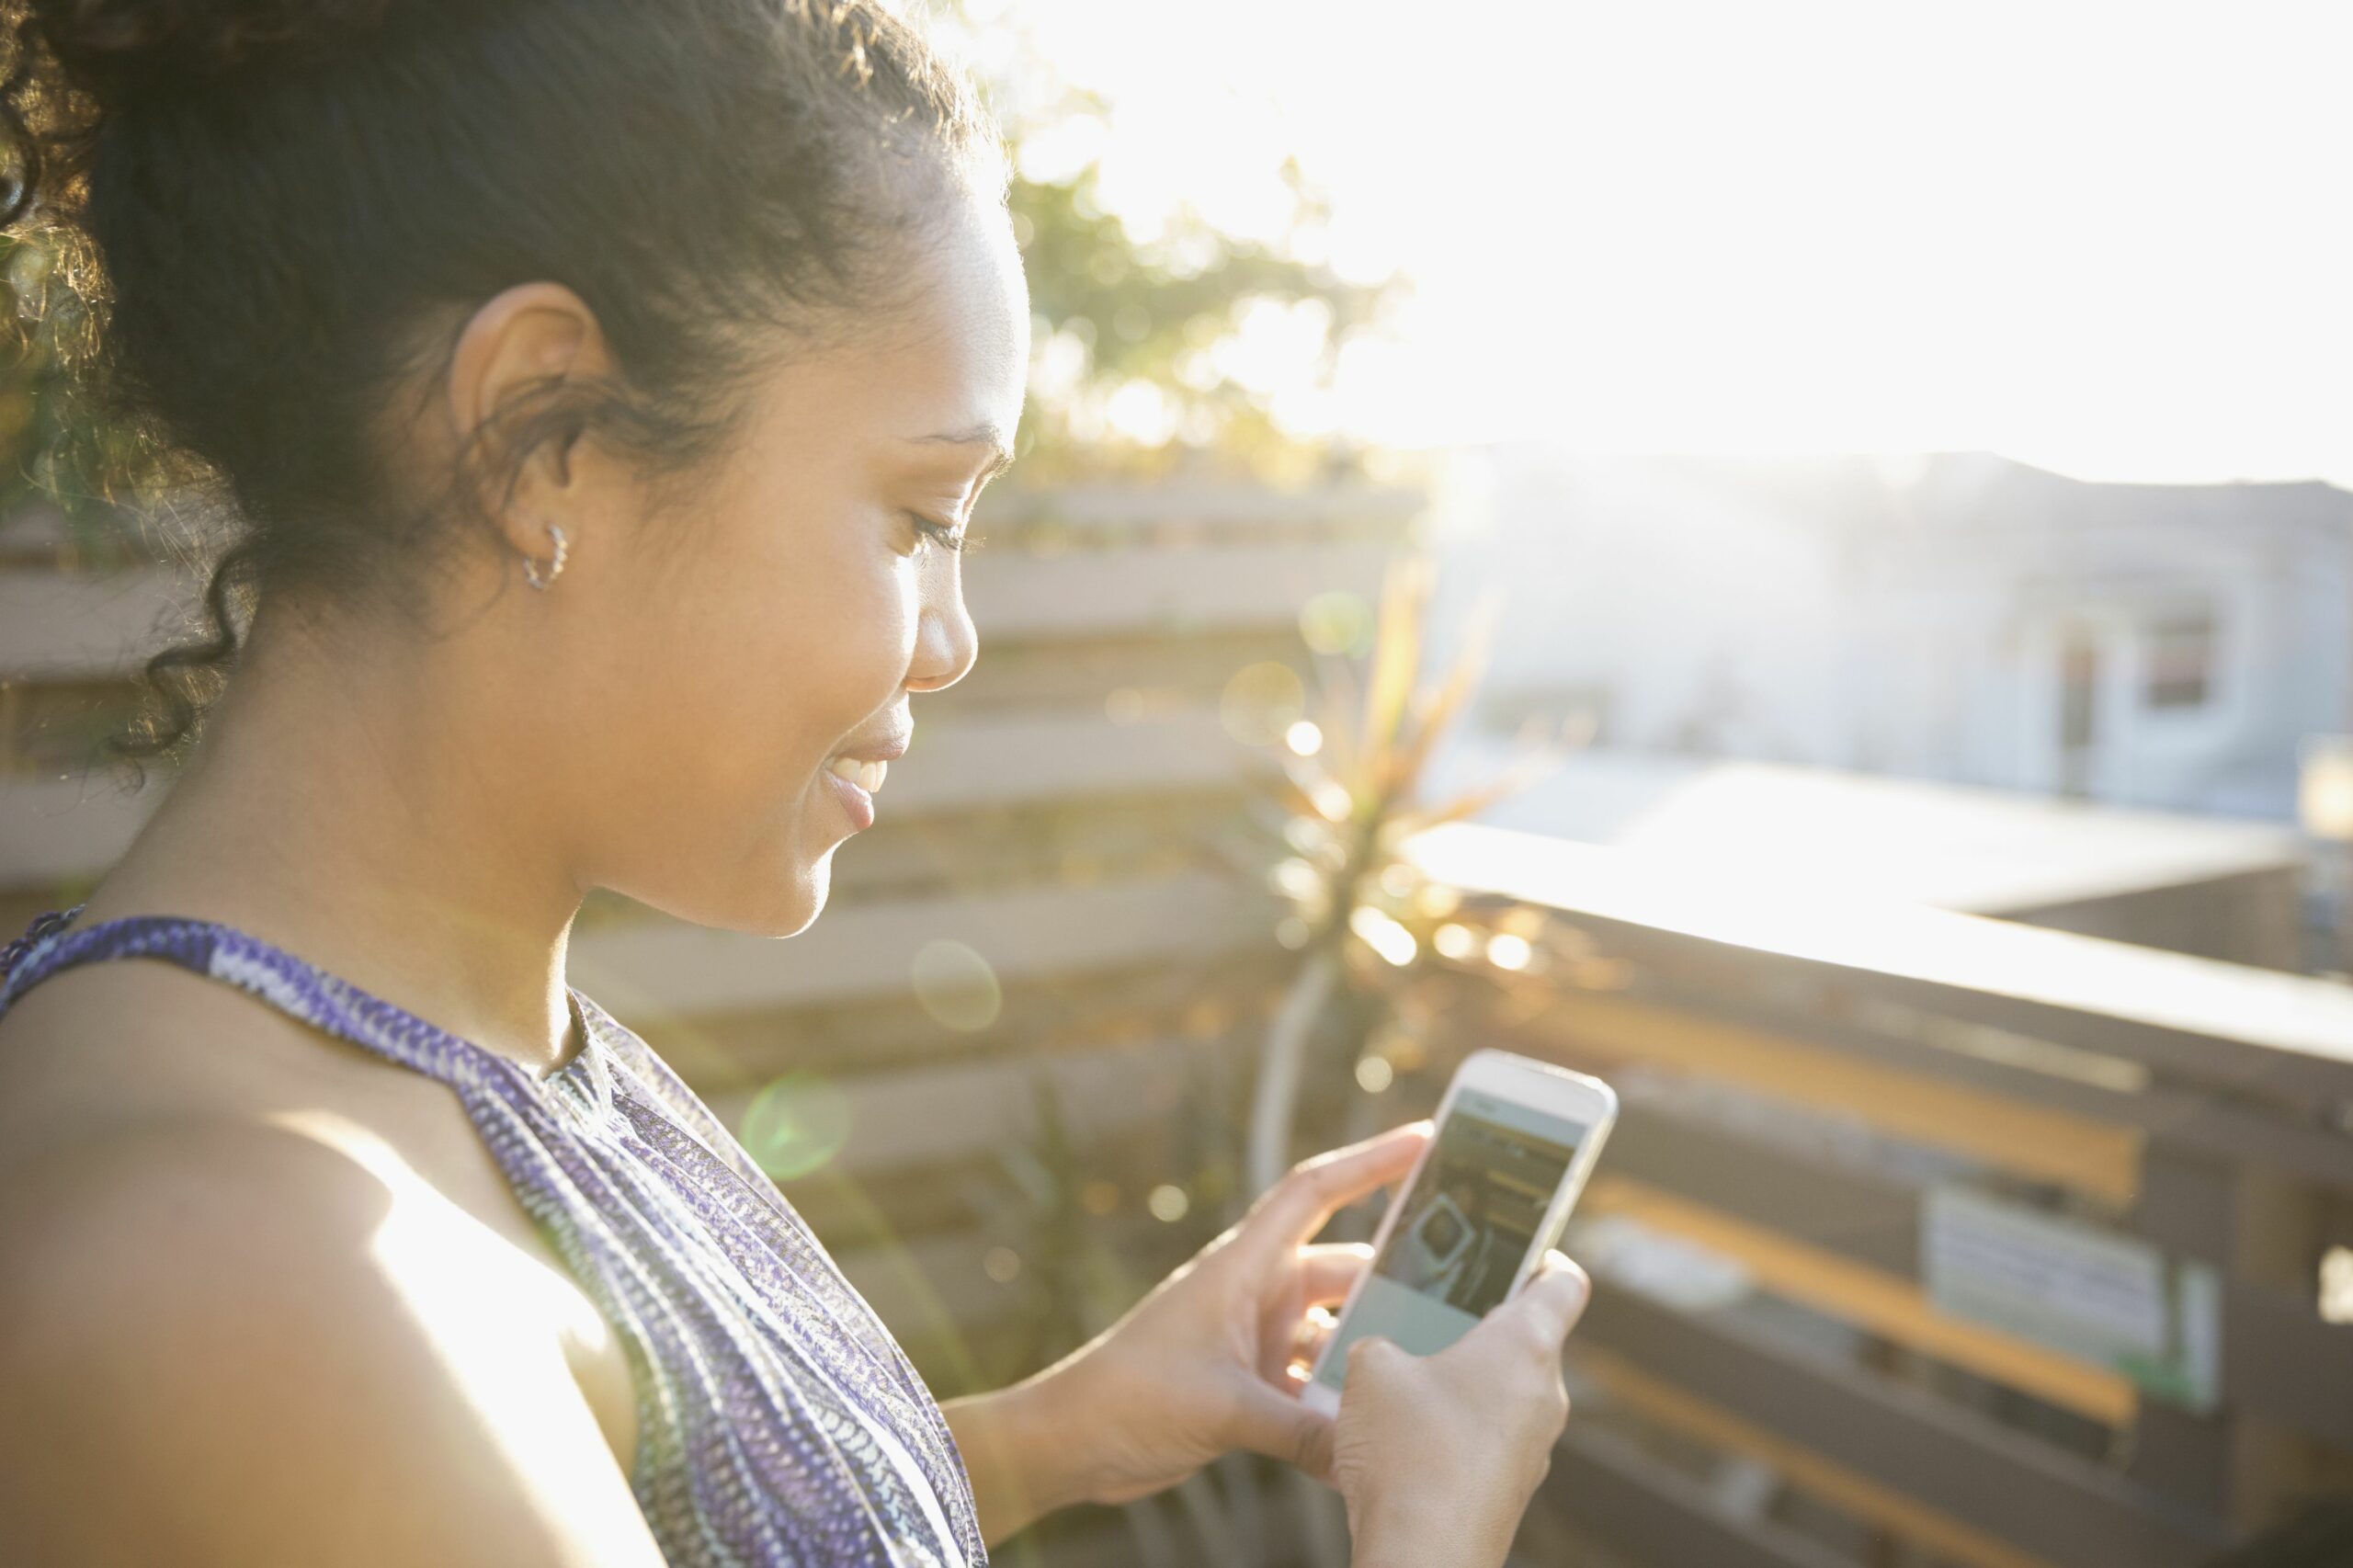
[0,0,1003,765]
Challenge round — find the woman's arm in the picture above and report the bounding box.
[939,1366,1102,1546]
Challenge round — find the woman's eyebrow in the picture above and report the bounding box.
[907,422,1015,481]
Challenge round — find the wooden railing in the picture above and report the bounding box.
[1402,824,2353,1568]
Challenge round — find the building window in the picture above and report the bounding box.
[2143,612,2216,710]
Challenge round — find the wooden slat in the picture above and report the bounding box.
[976,483,1424,533]
[1600,1097,1924,1277]
[1545,1421,1857,1568]
[822,790,1250,910]
[0,774,158,887]
[1572,1288,2229,1568]
[836,1228,1025,1347]
[1517,988,2144,1204]
[883,710,1266,815]
[633,944,1287,1094]
[834,1215,1178,1363]
[934,626,1308,714]
[1579,1348,2055,1568]
[777,1082,1247,1266]
[0,568,183,680]
[961,540,1391,641]
[1582,1177,2138,1426]
[568,872,1278,1017]
[705,1031,1243,1178]
[1407,824,2353,1101]
[1711,991,2353,1198]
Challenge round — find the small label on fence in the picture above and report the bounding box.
[1922,1187,2222,1412]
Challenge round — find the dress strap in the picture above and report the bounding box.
[0,903,85,990]
[0,905,610,1112]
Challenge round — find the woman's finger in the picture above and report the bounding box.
[1295,1241,1375,1308]
[1243,1122,1431,1256]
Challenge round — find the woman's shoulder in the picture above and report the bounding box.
[0,968,659,1564]
[0,954,539,1337]
[0,942,460,1169]
[0,949,612,1333]
[0,1114,665,1565]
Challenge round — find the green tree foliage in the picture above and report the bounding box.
[1007,153,1397,479]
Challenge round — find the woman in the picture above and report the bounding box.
[0,2,1592,1562]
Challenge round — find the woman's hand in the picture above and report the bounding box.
[1025,1122,1435,1508]
[1332,1250,1592,1568]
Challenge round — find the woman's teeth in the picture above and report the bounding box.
[827,756,887,793]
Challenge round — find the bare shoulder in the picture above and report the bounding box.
[0,968,660,1566]
[0,951,443,1162]
[0,1118,663,1567]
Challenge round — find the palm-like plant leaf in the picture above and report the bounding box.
[1359,553,1430,763]
[1388,590,1502,795]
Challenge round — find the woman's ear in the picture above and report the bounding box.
[443,281,614,562]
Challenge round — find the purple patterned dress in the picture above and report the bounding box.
[0,905,986,1568]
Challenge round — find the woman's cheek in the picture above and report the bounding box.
[813,560,921,714]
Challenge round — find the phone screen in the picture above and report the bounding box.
[1313,1087,1594,1393]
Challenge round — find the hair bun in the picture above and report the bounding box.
[26,0,400,105]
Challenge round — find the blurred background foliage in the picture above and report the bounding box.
[946,0,1404,485]
[0,232,160,566]
[1006,153,1397,483]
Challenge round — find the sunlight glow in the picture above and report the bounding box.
[995,0,2353,483]
[741,1071,855,1180]
[1484,932,1535,971]
[2323,1247,2353,1325]
[1349,903,1418,965]
[267,1109,645,1545]
[911,938,1004,1032]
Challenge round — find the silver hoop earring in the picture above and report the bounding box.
[522,522,569,591]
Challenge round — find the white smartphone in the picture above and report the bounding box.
[1299,1049,1618,1415]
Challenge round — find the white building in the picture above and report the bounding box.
[1425,449,2353,824]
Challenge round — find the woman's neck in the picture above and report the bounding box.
[74,608,588,1077]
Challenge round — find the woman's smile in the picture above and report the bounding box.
[820,756,884,830]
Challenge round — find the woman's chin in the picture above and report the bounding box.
[755,853,833,938]
[622,846,832,941]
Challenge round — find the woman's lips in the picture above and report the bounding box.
[822,767,874,829]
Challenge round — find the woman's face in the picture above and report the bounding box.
[536,187,1029,937]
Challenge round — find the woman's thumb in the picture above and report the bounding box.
[1509,1251,1593,1351]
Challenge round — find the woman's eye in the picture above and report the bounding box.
[904,510,978,554]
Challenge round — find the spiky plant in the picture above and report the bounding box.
[1242,550,1587,1195]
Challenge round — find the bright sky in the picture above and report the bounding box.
[969,0,2353,485]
